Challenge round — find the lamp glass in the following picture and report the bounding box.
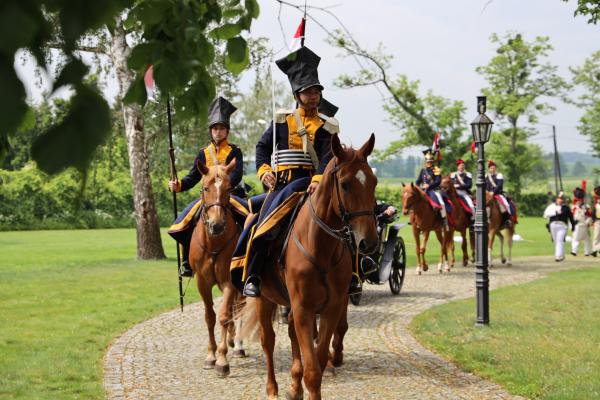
[470,114,494,143]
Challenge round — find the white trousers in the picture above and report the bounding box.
[550,221,567,259]
[433,191,446,218]
[457,190,475,211]
[496,194,511,214]
[572,223,591,255]
[594,221,600,252]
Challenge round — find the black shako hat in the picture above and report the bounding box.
[319,98,338,118]
[276,46,324,94]
[208,96,237,129]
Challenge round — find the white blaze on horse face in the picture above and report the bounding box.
[355,169,367,187]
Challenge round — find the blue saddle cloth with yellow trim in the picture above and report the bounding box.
[168,195,249,245]
[230,177,311,292]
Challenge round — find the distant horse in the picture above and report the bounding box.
[440,176,474,267]
[189,159,245,377]
[237,134,378,400]
[486,192,515,266]
[402,183,449,274]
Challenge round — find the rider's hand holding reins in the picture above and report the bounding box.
[261,172,276,190]
[307,181,319,194]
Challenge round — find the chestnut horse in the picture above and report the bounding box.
[401,183,449,274]
[486,192,515,266]
[189,159,246,377]
[237,134,378,400]
[440,176,475,267]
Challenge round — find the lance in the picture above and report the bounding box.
[166,96,185,312]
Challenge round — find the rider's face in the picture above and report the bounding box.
[489,166,496,174]
[297,87,321,111]
[211,124,229,144]
[457,164,464,172]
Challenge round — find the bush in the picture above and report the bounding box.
[516,193,549,217]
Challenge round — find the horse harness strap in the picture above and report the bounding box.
[331,161,376,224]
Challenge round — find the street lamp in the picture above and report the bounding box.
[470,96,494,326]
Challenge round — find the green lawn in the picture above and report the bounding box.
[0,217,579,399]
[0,229,199,400]
[410,267,600,399]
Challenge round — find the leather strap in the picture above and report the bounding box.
[293,109,319,169]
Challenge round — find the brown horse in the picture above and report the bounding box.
[440,176,475,267]
[189,159,245,377]
[401,183,449,274]
[237,134,378,400]
[486,192,515,266]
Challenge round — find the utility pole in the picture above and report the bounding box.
[552,125,564,193]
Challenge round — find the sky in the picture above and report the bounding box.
[247,0,600,155]
[14,0,600,156]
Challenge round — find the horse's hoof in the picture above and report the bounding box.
[415,268,421,275]
[423,265,428,272]
[215,363,230,378]
[501,258,507,264]
[203,359,216,369]
[285,389,303,400]
[332,356,344,368]
[507,261,512,266]
[232,349,247,358]
[227,338,235,348]
[323,366,336,377]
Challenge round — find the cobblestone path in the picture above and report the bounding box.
[103,256,596,399]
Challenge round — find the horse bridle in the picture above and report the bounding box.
[308,160,376,244]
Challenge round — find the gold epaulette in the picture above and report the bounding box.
[434,166,441,175]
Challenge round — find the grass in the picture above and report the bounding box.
[0,217,577,399]
[0,229,202,400]
[409,267,600,399]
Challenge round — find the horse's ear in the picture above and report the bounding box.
[224,158,236,175]
[358,133,375,159]
[410,182,415,189]
[331,134,346,162]
[197,160,209,175]
[401,182,405,187]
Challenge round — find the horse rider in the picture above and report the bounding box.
[416,148,449,228]
[486,160,514,227]
[168,96,247,277]
[230,46,344,298]
[543,192,575,262]
[450,159,474,220]
[592,186,600,257]
[571,185,592,257]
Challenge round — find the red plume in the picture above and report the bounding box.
[582,179,587,193]
[470,141,476,154]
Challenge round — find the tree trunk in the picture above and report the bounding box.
[110,15,165,259]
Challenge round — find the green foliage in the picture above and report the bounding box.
[476,32,570,196]
[1,0,259,179]
[571,50,600,157]
[375,185,403,209]
[517,192,551,216]
[562,0,600,24]
[124,0,259,120]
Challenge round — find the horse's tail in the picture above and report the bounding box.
[233,297,279,342]
[233,297,261,342]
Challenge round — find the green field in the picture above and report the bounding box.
[410,267,600,399]
[0,229,197,400]
[0,218,582,399]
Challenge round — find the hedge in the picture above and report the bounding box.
[0,166,550,231]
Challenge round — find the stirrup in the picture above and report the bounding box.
[180,261,194,278]
[243,275,261,297]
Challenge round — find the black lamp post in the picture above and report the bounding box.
[471,96,494,326]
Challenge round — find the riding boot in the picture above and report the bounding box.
[180,245,194,278]
[242,254,264,297]
[242,274,262,297]
[348,272,362,295]
[502,212,512,228]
